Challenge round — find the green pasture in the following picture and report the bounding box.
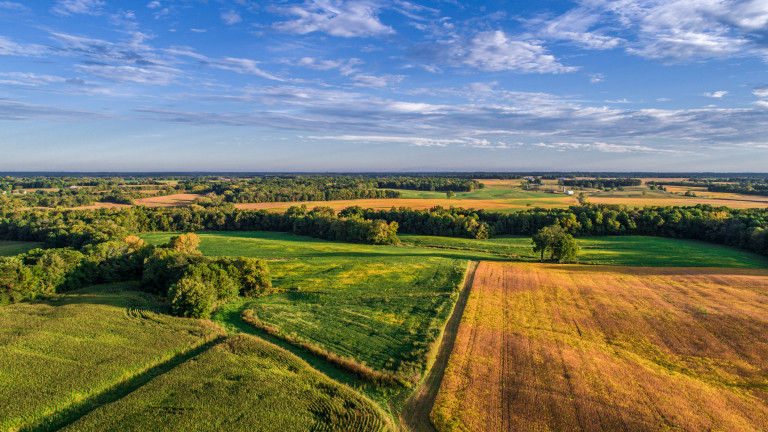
[0,240,44,256]
[140,232,470,382]
[62,334,391,432]
[0,282,222,432]
[399,235,768,268]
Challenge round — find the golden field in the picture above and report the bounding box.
[432,262,768,432]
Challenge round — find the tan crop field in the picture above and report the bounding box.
[432,262,768,432]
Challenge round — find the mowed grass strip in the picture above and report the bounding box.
[0,282,223,432]
[432,262,768,432]
[399,234,768,268]
[140,232,472,383]
[0,240,44,257]
[62,334,392,432]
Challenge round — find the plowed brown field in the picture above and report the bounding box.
[432,262,768,432]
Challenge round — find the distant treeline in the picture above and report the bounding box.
[375,177,483,192]
[708,183,768,197]
[562,179,642,189]
[3,201,768,257]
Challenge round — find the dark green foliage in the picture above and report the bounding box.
[0,257,34,305]
[532,224,581,263]
[563,178,642,189]
[217,257,272,297]
[168,275,215,318]
[376,177,482,192]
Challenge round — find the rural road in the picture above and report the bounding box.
[398,261,479,432]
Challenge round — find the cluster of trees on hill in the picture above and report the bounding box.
[0,232,271,319]
[562,179,642,189]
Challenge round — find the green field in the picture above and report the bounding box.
[140,232,471,384]
[400,234,768,268]
[62,334,392,432]
[0,240,44,256]
[0,282,223,432]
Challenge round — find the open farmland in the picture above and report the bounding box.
[62,334,392,432]
[140,231,476,385]
[0,240,44,256]
[399,234,768,268]
[0,282,223,432]
[432,262,768,432]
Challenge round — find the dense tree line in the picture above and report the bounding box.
[708,183,768,197]
[562,179,642,189]
[375,177,483,192]
[0,205,399,249]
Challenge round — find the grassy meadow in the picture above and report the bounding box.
[433,262,768,431]
[0,282,223,432]
[62,334,392,432]
[140,232,473,384]
[399,234,768,268]
[0,240,44,256]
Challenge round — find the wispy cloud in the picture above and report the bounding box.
[51,0,104,16]
[0,98,104,121]
[412,30,578,74]
[274,0,394,37]
[0,36,47,56]
[0,1,27,10]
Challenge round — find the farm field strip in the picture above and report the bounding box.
[0,283,224,432]
[63,334,393,432]
[432,262,768,432]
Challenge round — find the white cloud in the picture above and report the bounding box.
[190,28,207,33]
[0,2,27,10]
[0,36,47,56]
[221,10,242,25]
[147,1,161,8]
[589,73,605,83]
[289,56,362,75]
[211,57,286,81]
[754,100,768,108]
[703,90,728,98]
[308,135,472,147]
[449,31,578,74]
[534,8,622,50]
[76,64,178,85]
[0,72,67,86]
[753,86,768,98]
[352,74,404,88]
[51,0,104,16]
[274,0,394,37]
[533,0,768,63]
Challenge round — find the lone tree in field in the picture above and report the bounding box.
[446,190,456,199]
[532,225,580,263]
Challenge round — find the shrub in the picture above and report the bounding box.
[168,276,215,319]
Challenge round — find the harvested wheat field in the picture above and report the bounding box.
[432,262,768,432]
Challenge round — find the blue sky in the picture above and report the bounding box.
[1,0,768,172]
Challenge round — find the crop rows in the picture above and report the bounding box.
[0,282,223,432]
[432,262,768,431]
[63,334,392,432]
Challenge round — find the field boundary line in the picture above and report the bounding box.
[397,260,479,432]
[18,335,226,432]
